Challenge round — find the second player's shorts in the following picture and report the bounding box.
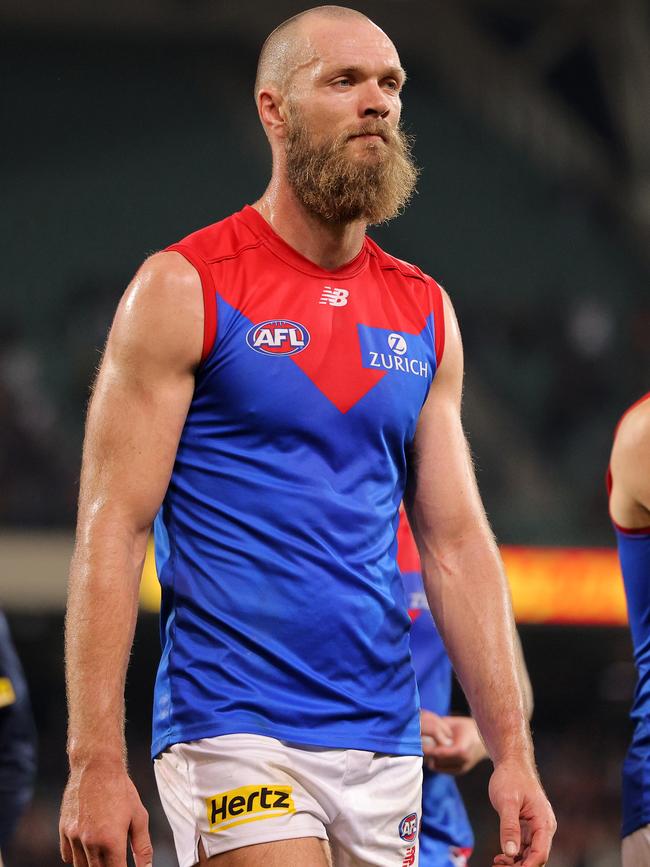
[154,732,422,867]
[622,823,650,867]
[419,838,473,867]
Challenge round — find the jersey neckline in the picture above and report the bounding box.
[238,204,371,279]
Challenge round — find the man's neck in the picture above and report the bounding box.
[253,184,367,272]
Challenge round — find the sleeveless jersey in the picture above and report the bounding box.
[397,513,474,862]
[608,393,650,838]
[151,206,445,759]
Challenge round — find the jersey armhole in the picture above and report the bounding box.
[430,279,446,370]
[165,243,217,364]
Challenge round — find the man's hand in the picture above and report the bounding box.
[488,759,556,867]
[420,709,488,775]
[59,759,152,867]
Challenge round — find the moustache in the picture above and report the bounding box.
[345,122,394,144]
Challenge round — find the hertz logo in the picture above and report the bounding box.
[205,784,295,833]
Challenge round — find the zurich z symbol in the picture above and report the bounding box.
[246,319,310,356]
[319,286,349,306]
[387,332,407,354]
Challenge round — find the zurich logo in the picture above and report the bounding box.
[246,319,311,356]
[398,813,418,842]
[388,332,407,355]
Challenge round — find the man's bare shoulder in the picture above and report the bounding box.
[109,251,204,372]
[612,396,650,465]
[611,395,650,513]
[131,250,203,307]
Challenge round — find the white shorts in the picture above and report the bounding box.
[154,733,422,867]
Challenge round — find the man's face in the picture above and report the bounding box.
[281,18,418,224]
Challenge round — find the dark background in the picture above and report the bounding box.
[2,1,649,864]
[4,616,636,866]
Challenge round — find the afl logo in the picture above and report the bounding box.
[246,319,310,356]
[398,813,418,843]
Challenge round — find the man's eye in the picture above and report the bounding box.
[384,80,399,91]
[335,78,352,87]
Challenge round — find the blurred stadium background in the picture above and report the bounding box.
[1,0,649,864]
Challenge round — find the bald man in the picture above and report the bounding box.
[59,7,555,867]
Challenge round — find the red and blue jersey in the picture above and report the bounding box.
[608,393,650,838]
[151,206,445,759]
[398,513,474,864]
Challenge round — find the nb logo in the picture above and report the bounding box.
[319,286,349,307]
[388,333,407,355]
[402,846,416,867]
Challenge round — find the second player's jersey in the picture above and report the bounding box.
[0,611,37,848]
[152,206,445,759]
[608,393,650,838]
[397,513,474,861]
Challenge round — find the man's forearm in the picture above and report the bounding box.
[420,528,533,767]
[65,519,148,767]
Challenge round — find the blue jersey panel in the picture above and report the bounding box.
[403,569,474,855]
[402,570,451,714]
[420,770,474,866]
[616,528,650,838]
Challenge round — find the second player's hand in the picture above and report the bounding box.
[421,710,488,775]
[420,709,453,768]
[59,759,153,867]
[488,759,556,867]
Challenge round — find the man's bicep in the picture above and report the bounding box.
[77,252,202,533]
[81,355,193,533]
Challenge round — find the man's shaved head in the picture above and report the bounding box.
[253,5,416,225]
[254,5,384,98]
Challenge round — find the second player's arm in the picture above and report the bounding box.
[405,291,554,866]
[609,398,650,528]
[59,252,203,867]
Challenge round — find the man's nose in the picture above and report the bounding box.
[359,81,391,119]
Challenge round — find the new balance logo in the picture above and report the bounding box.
[319,286,349,307]
[402,846,416,866]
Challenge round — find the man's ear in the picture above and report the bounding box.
[258,88,288,138]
